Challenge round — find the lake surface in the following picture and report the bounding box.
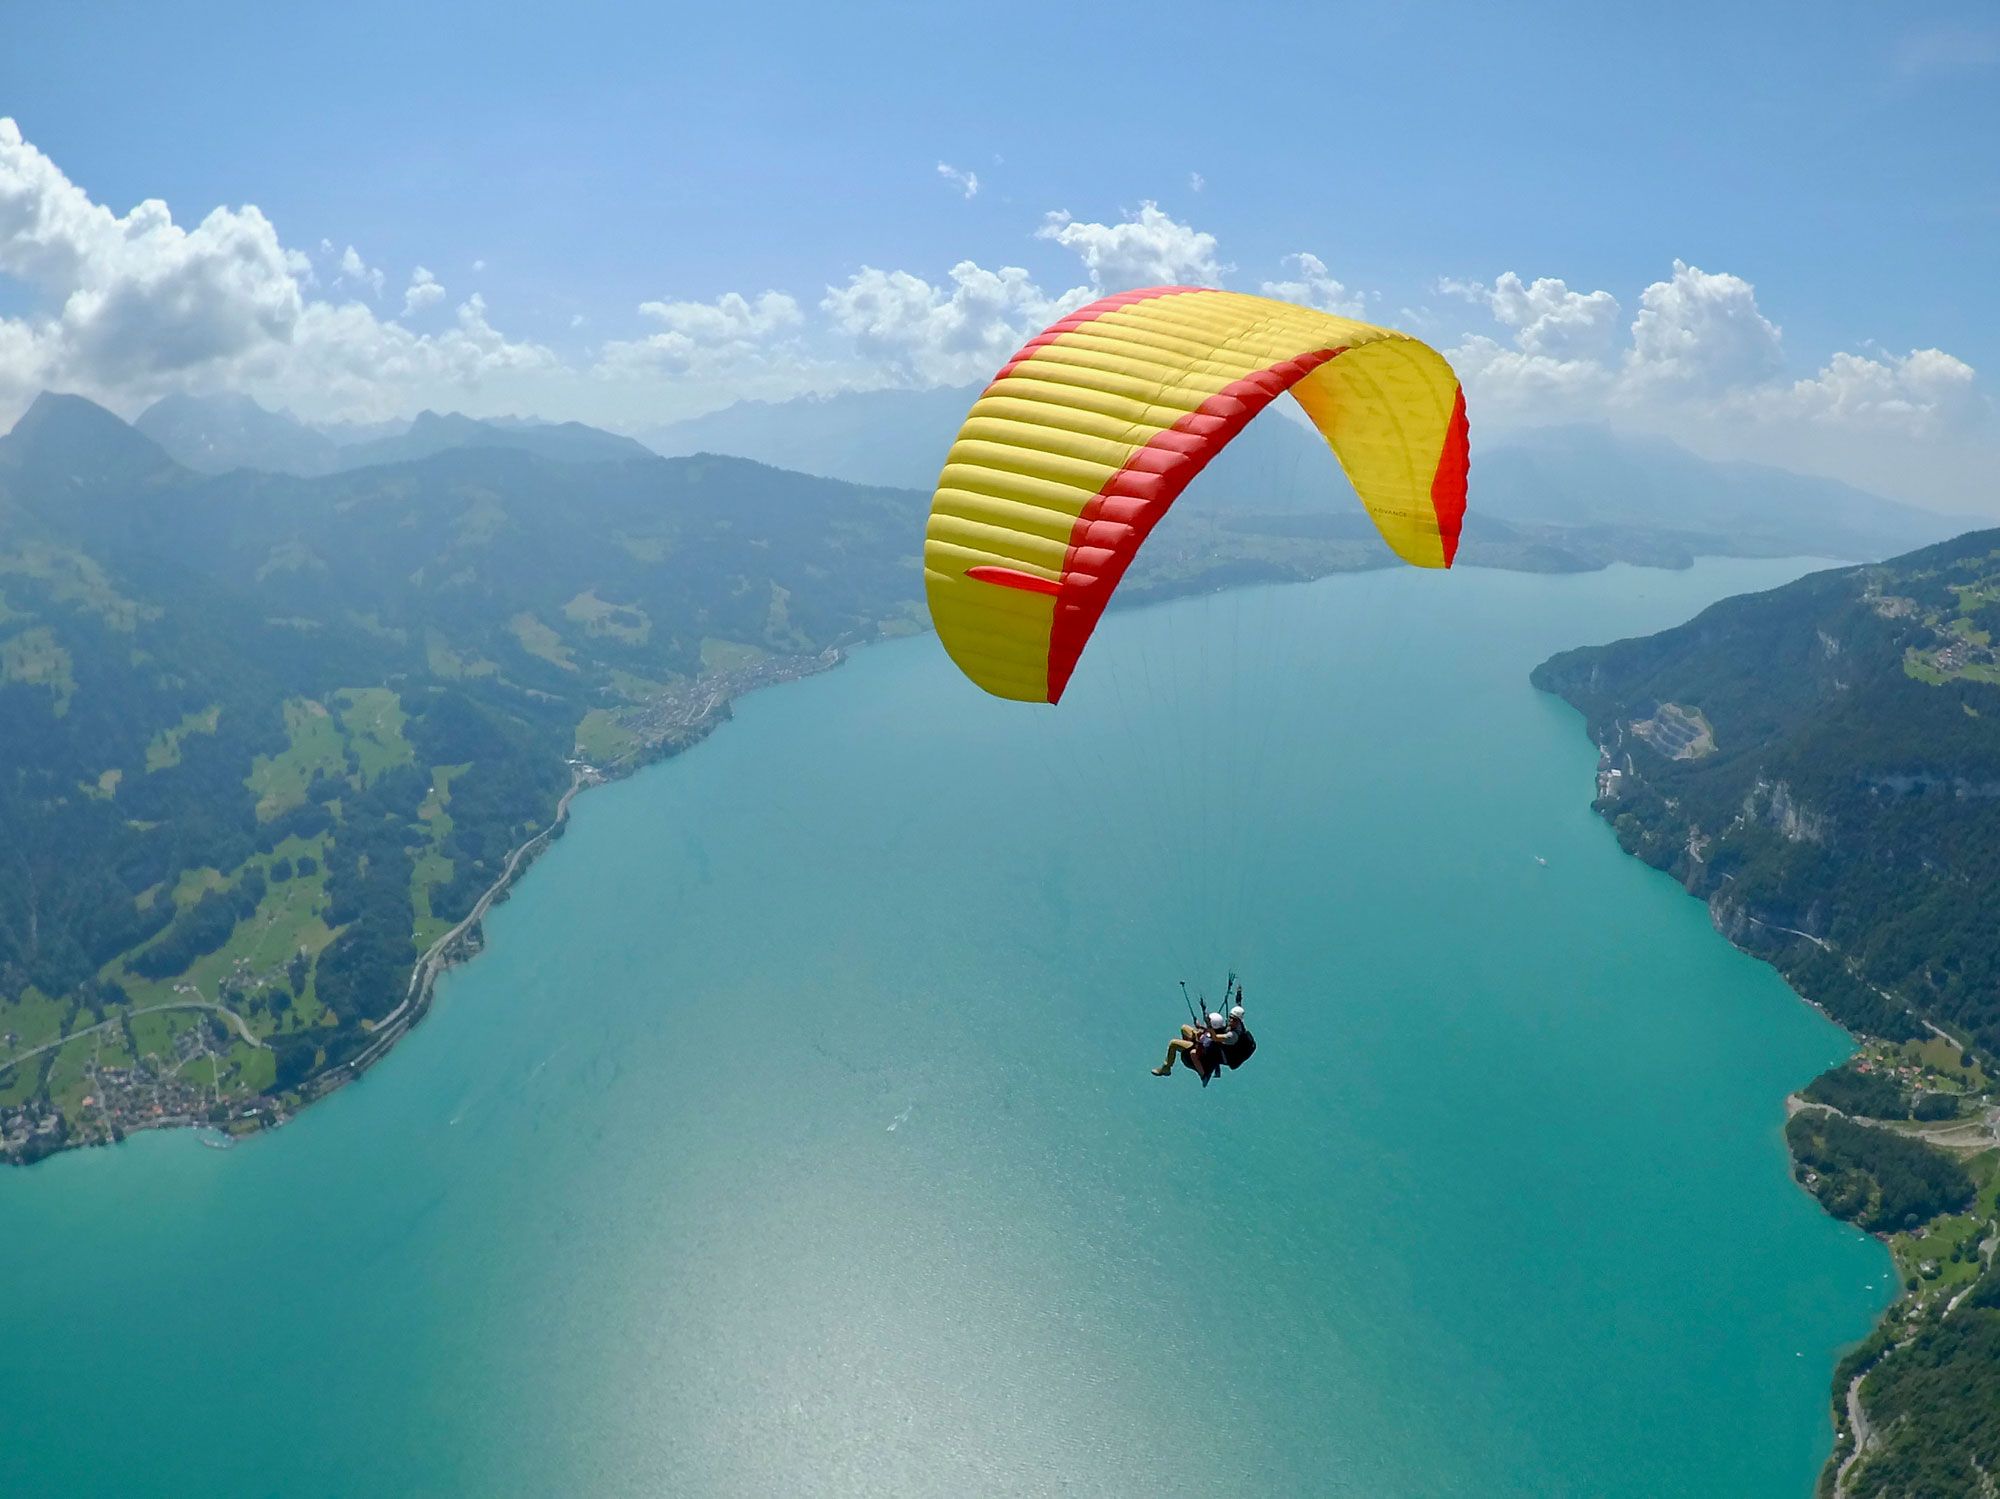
[0,559,1890,1497]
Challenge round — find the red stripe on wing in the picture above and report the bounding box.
[965,565,1063,597]
[1046,347,1346,703]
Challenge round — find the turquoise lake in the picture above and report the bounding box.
[0,558,1890,1497]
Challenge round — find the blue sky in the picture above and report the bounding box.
[2,0,1995,508]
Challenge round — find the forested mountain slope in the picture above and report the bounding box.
[1534,528,2000,1051]
[0,393,927,1158]
[1534,529,2000,1497]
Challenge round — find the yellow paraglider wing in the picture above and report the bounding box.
[923,286,1469,703]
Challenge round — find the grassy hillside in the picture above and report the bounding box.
[0,394,929,1159]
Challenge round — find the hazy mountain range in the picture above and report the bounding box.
[131,388,1961,569]
[648,385,1961,565]
[134,393,652,477]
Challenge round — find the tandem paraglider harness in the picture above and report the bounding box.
[1178,978,1256,1088]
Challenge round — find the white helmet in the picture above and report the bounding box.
[1206,1011,1225,1029]
[1230,1005,1245,1020]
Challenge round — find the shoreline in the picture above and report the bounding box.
[1575,740,1998,1497]
[275,645,850,1130]
[0,647,849,1166]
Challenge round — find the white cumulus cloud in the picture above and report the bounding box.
[0,117,304,395]
[402,265,444,315]
[595,290,803,378]
[224,292,561,421]
[1446,333,1616,411]
[1444,272,1622,362]
[936,162,979,200]
[638,289,802,342]
[1439,272,1622,412]
[1036,202,1223,290]
[797,203,1225,391]
[1743,346,1980,434]
[0,117,559,422]
[1439,259,1985,474]
[1623,259,1784,391]
[1262,253,1365,318]
[336,244,384,299]
[820,261,1087,385]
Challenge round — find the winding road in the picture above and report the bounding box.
[1,997,263,1070]
[1834,1373,1876,1495]
[348,770,588,1074]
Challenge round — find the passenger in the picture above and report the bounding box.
[1152,1011,1227,1081]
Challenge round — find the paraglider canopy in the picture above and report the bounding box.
[923,286,1469,704]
